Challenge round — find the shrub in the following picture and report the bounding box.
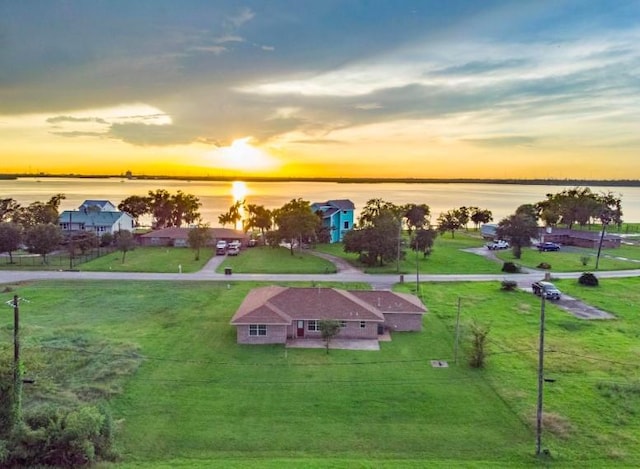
[537,262,551,270]
[579,272,599,287]
[501,280,518,291]
[501,262,520,273]
[5,404,118,468]
[580,255,590,267]
[468,321,490,369]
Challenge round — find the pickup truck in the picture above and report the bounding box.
[486,240,510,250]
[531,281,562,300]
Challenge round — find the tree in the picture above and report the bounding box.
[24,223,62,264]
[535,187,618,229]
[318,320,341,354]
[496,212,538,259]
[436,210,461,238]
[245,204,272,242]
[344,210,401,267]
[454,206,470,230]
[114,230,135,263]
[118,195,149,226]
[0,198,21,222]
[358,199,402,227]
[468,321,490,369]
[66,231,98,264]
[272,199,320,255]
[100,232,114,247]
[403,203,430,234]
[410,227,437,258]
[0,222,22,263]
[219,201,244,229]
[144,190,202,229]
[147,189,174,229]
[469,207,493,230]
[188,225,211,261]
[14,194,65,228]
[171,190,202,227]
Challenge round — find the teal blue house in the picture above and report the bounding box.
[311,199,355,243]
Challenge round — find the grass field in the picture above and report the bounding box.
[218,246,337,274]
[314,232,504,275]
[495,245,640,272]
[79,246,215,273]
[2,278,639,467]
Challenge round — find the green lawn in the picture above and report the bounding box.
[314,232,503,274]
[0,249,109,271]
[218,246,337,274]
[2,278,640,466]
[79,246,215,273]
[495,246,640,272]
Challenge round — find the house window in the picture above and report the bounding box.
[308,320,319,331]
[339,321,347,328]
[343,221,349,229]
[360,321,366,329]
[249,324,267,336]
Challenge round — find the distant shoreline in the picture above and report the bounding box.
[2,173,640,187]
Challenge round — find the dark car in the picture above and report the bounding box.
[537,242,560,252]
[531,281,562,300]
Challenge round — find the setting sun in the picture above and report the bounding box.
[206,137,280,173]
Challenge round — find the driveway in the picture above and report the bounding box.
[464,246,617,320]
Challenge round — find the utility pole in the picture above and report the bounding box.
[69,211,73,270]
[535,294,546,457]
[415,236,420,294]
[454,297,461,364]
[11,295,22,425]
[396,220,402,273]
[595,215,611,270]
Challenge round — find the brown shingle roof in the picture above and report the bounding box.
[139,227,247,240]
[230,287,427,325]
[348,290,428,313]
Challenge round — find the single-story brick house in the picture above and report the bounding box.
[138,227,247,247]
[539,227,622,249]
[230,286,427,345]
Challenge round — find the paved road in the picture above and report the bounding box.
[2,266,640,289]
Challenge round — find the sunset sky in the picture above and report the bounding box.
[1,1,639,179]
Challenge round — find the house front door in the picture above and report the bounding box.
[296,320,304,337]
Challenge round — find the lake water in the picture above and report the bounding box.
[2,177,640,226]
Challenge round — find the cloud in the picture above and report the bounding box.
[463,136,537,147]
[50,131,106,138]
[190,46,227,55]
[227,7,255,28]
[108,123,197,146]
[355,103,383,110]
[214,35,244,44]
[46,116,108,124]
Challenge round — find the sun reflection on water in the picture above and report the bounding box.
[231,181,247,230]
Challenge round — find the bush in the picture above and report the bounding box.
[579,272,599,287]
[501,280,518,291]
[5,404,118,468]
[580,255,590,267]
[537,262,551,270]
[468,321,490,369]
[501,262,521,273]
